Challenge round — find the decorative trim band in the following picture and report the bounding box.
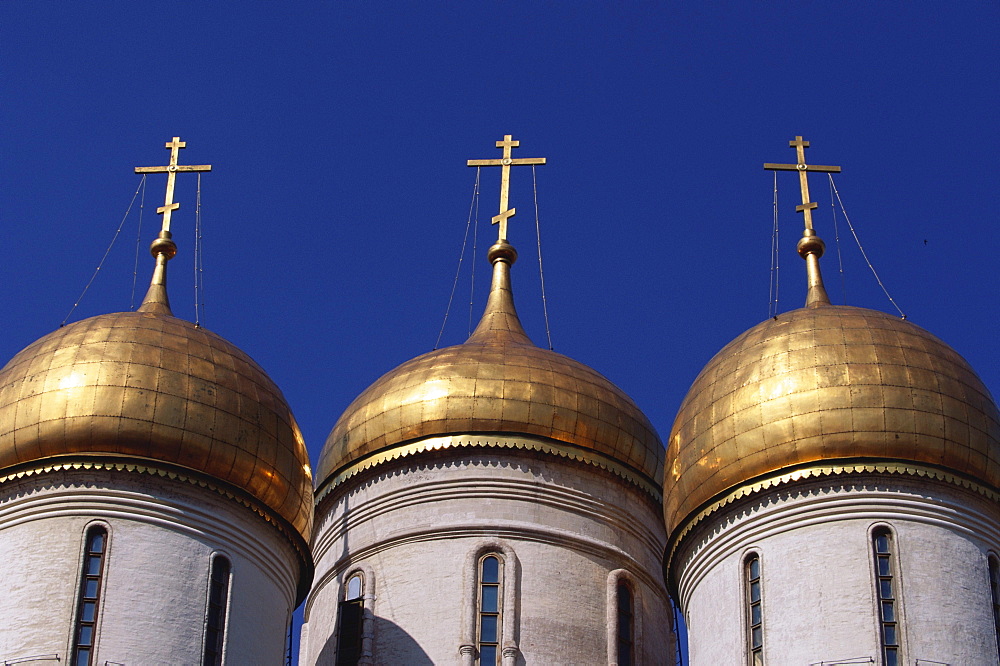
[665,459,1000,579]
[673,482,1000,609]
[0,484,300,609]
[312,471,664,565]
[0,455,313,604]
[317,434,662,504]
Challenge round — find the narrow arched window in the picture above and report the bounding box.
[478,555,503,666]
[873,529,900,666]
[72,526,108,666]
[203,555,231,666]
[616,582,634,666]
[336,573,364,666]
[989,555,1000,658]
[745,554,763,666]
[607,570,641,666]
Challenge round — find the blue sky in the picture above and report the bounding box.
[3,1,999,653]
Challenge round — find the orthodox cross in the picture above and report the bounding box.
[764,136,841,233]
[467,135,546,242]
[134,137,212,233]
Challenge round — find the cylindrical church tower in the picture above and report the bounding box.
[0,139,313,665]
[664,139,1000,665]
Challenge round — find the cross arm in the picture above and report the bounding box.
[763,163,841,173]
[134,165,213,173]
[467,158,547,167]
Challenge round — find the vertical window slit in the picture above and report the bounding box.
[745,554,763,666]
[873,529,899,666]
[617,582,634,666]
[478,555,502,666]
[203,556,231,666]
[336,573,364,666]
[989,555,1000,659]
[72,526,108,666]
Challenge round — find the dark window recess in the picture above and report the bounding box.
[746,555,763,666]
[72,527,108,666]
[336,599,364,666]
[873,530,900,666]
[203,556,231,666]
[479,555,502,666]
[991,556,1000,660]
[617,582,634,666]
[336,573,365,666]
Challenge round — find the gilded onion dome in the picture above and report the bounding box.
[316,239,664,499]
[0,229,314,542]
[664,143,1000,537]
[664,304,1000,535]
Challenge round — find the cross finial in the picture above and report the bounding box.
[764,136,843,309]
[467,135,546,242]
[135,136,212,234]
[764,135,841,233]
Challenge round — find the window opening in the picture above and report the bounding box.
[478,555,502,666]
[72,526,108,666]
[873,530,900,666]
[203,556,231,666]
[617,582,634,666]
[990,555,1000,658]
[746,554,763,666]
[336,573,365,666]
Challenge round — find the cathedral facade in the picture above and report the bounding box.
[1,136,998,665]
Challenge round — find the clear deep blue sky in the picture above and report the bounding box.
[3,1,999,652]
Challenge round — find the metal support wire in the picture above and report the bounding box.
[769,171,780,318]
[829,176,847,304]
[469,172,480,337]
[129,175,148,310]
[63,177,146,326]
[435,169,481,349]
[827,174,906,318]
[532,165,553,350]
[194,173,205,327]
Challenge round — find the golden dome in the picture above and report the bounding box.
[664,304,1000,535]
[0,233,313,541]
[316,241,664,496]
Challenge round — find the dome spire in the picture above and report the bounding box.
[138,231,177,314]
[465,135,547,344]
[134,137,213,315]
[764,136,842,308]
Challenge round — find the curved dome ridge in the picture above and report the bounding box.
[664,305,1000,534]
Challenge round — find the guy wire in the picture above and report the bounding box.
[828,174,906,318]
[769,171,779,318]
[64,176,146,326]
[829,176,847,304]
[435,169,480,349]
[130,174,147,310]
[194,173,205,327]
[533,166,553,350]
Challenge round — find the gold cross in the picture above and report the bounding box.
[467,135,546,242]
[134,137,212,233]
[764,136,841,232]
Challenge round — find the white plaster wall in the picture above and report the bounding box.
[302,446,675,666]
[0,468,304,665]
[674,476,1000,666]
